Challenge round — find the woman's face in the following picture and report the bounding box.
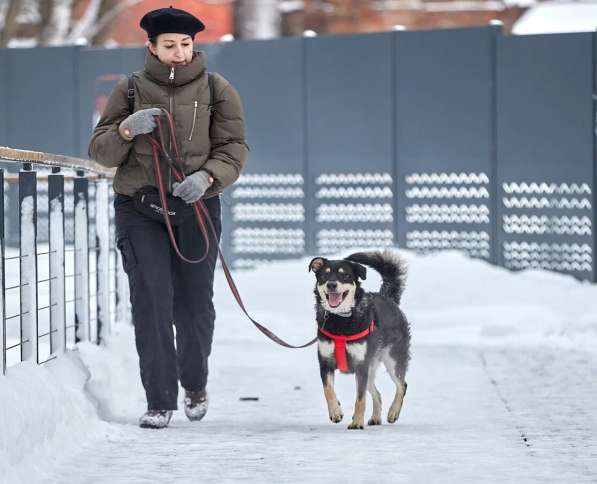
[148,33,193,66]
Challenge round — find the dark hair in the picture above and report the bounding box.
[148,34,195,45]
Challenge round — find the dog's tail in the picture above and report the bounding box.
[346,250,407,305]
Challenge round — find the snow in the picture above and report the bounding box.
[512,1,597,35]
[1,249,596,482]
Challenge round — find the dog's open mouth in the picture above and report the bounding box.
[326,291,348,308]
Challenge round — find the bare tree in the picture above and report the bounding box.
[234,0,281,39]
[0,0,144,47]
[38,0,73,45]
[0,0,26,47]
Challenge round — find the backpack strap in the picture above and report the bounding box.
[207,72,215,120]
[127,74,136,114]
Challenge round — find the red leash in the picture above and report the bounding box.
[147,110,318,349]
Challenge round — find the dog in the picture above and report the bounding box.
[308,250,410,429]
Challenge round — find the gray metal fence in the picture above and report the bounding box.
[0,26,595,280]
[0,147,130,375]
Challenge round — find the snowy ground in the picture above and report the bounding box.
[1,250,596,483]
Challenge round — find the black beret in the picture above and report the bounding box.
[140,6,205,39]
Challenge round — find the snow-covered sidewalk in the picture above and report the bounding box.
[2,251,596,483]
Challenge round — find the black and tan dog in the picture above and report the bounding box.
[308,250,410,429]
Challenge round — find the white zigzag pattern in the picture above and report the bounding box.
[406,204,490,224]
[502,215,592,235]
[505,260,592,272]
[316,204,393,222]
[406,187,490,199]
[502,197,591,209]
[316,173,393,185]
[405,172,489,185]
[232,203,305,222]
[503,251,592,263]
[231,187,304,199]
[236,174,304,185]
[502,182,591,195]
[502,242,592,253]
[316,186,393,199]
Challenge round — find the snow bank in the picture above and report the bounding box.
[211,249,597,353]
[0,353,114,483]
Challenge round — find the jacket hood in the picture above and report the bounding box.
[143,49,206,87]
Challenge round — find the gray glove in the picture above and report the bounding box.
[172,170,212,204]
[119,107,162,139]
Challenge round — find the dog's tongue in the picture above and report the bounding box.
[328,292,343,307]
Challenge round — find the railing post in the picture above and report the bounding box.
[95,178,110,343]
[114,244,131,325]
[49,167,66,355]
[19,164,38,363]
[74,170,90,343]
[0,169,6,375]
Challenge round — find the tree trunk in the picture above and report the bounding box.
[234,0,280,40]
[0,0,26,47]
[38,0,74,46]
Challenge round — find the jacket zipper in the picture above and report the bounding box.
[188,100,198,141]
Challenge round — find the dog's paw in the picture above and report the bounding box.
[329,409,343,423]
[387,411,400,424]
[328,401,343,423]
[348,421,365,430]
[368,416,382,426]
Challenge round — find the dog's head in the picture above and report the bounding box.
[308,256,367,314]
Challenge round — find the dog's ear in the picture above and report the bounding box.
[347,261,367,281]
[308,257,327,273]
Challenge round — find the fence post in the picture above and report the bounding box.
[114,240,130,325]
[49,167,66,355]
[74,170,90,343]
[0,169,5,375]
[95,178,110,343]
[19,165,38,363]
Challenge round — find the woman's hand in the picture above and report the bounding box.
[172,170,213,203]
[119,108,162,140]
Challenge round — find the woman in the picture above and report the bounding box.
[89,6,248,429]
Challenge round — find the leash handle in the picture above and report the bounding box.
[149,110,317,349]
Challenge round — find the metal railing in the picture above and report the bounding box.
[0,146,130,376]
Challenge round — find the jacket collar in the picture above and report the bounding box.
[143,49,206,87]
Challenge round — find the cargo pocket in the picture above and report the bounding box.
[116,237,137,273]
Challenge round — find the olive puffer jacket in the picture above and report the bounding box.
[88,50,248,198]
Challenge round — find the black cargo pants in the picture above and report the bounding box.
[115,193,221,410]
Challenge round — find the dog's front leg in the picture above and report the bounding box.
[348,365,368,430]
[320,364,343,423]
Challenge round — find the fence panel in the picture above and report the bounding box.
[95,178,110,343]
[394,27,498,261]
[49,170,66,355]
[306,33,395,257]
[0,169,5,374]
[74,174,90,342]
[19,168,38,362]
[205,38,306,267]
[496,32,595,280]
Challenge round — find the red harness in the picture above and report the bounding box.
[318,321,376,372]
